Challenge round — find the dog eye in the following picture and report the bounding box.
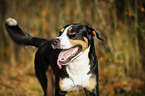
[69,32,76,36]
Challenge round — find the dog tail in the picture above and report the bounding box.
[5,18,48,48]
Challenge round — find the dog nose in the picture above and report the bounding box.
[52,38,60,45]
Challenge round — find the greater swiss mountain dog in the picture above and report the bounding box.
[5,18,104,96]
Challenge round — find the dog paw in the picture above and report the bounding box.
[6,18,17,26]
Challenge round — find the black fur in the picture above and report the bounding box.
[5,23,48,47]
[5,18,104,96]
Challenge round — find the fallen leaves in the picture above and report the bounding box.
[99,61,145,96]
[0,62,144,96]
[0,64,43,96]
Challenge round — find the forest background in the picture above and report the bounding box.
[0,0,145,96]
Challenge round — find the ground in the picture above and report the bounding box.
[0,62,144,96]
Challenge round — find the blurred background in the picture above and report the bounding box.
[0,0,145,96]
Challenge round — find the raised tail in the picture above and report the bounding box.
[5,18,48,48]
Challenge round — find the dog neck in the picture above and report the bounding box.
[66,47,91,85]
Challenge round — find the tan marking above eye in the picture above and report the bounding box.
[68,27,72,31]
[60,28,64,32]
[92,31,96,37]
[70,37,88,52]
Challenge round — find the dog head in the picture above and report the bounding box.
[52,24,104,69]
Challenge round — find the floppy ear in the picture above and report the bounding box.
[86,25,105,41]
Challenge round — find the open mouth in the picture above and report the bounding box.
[57,45,82,69]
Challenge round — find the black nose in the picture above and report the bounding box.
[52,38,60,45]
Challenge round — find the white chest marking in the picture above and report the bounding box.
[60,47,93,92]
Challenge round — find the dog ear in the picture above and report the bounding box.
[86,25,105,41]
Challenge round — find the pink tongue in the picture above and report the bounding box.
[61,50,72,59]
[57,47,78,69]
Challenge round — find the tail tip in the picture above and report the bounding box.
[6,18,17,26]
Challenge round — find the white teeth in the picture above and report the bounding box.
[72,48,78,54]
[73,49,76,54]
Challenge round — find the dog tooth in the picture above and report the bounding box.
[73,50,75,53]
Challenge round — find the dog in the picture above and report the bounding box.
[5,18,104,96]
